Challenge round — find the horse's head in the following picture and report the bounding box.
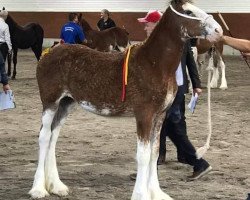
[166,0,222,43]
[78,14,93,32]
[0,7,8,20]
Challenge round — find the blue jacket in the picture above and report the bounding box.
[60,22,85,44]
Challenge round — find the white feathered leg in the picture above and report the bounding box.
[131,140,151,200]
[148,118,173,200]
[209,56,219,88]
[45,121,69,196]
[29,109,55,198]
[219,58,227,90]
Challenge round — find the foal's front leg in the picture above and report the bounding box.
[131,110,173,200]
[147,115,173,200]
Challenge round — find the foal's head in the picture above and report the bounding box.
[165,0,222,42]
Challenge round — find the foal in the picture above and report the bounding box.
[29,0,222,199]
[78,15,129,52]
[194,39,227,89]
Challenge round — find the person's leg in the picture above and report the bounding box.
[158,86,183,164]
[168,89,212,179]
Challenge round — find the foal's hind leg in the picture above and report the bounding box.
[29,109,56,198]
[45,97,75,196]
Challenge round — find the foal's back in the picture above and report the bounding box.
[37,44,125,109]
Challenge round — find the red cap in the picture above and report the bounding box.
[137,10,163,23]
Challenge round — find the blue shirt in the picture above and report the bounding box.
[60,22,85,44]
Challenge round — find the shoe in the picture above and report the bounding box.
[187,165,212,181]
[157,154,166,165]
[246,193,250,200]
[129,173,137,181]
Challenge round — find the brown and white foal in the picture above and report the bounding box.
[29,0,222,199]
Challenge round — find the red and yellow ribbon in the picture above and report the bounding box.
[121,46,132,101]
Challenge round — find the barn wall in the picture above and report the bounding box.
[8,11,250,43]
[2,0,250,13]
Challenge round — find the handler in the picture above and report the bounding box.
[0,8,11,92]
[130,10,212,181]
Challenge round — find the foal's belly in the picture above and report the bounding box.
[80,101,133,117]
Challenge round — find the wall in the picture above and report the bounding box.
[8,12,250,42]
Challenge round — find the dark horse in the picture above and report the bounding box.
[29,0,222,199]
[78,14,129,52]
[5,13,44,79]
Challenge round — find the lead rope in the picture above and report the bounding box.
[196,47,214,159]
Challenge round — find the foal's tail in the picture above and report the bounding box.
[33,24,44,60]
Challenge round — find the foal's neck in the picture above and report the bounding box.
[140,11,184,74]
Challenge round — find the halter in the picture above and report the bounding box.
[169,4,209,22]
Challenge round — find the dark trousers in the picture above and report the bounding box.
[159,86,208,171]
[0,42,8,62]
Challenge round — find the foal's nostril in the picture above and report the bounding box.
[215,28,220,33]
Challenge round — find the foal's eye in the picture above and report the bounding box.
[185,10,193,15]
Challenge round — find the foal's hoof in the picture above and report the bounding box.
[47,181,69,197]
[29,187,49,199]
[11,76,16,80]
[219,85,228,90]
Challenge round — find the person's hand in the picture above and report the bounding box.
[3,84,10,93]
[242,52,250,59]
[8,49,12,56]
[193,88,202,96]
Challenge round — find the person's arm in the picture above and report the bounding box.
[76,25,86,44]
[110,19,116,28]
[97,20,101,31]
[4,25,12,53]
[222,35,250,53]
[185,42,202,95]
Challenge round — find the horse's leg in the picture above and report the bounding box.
[148,113,173,200]
[31,45,41,61]
[209,54,219,88]
[29,108,56,198]
[12,48,18,79]
[131,110,152,200]
[45,96,75,196]
[219,57,227,90]
[131,104,174,200]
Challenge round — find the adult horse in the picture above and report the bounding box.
[29,0,222,199]
[5,12,44,79]
[194,39,227,89]
[78,14,129,52]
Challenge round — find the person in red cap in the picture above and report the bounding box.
[134,10,212,181]
[137,10,162,37]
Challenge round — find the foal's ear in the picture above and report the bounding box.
[78,13,82,21]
